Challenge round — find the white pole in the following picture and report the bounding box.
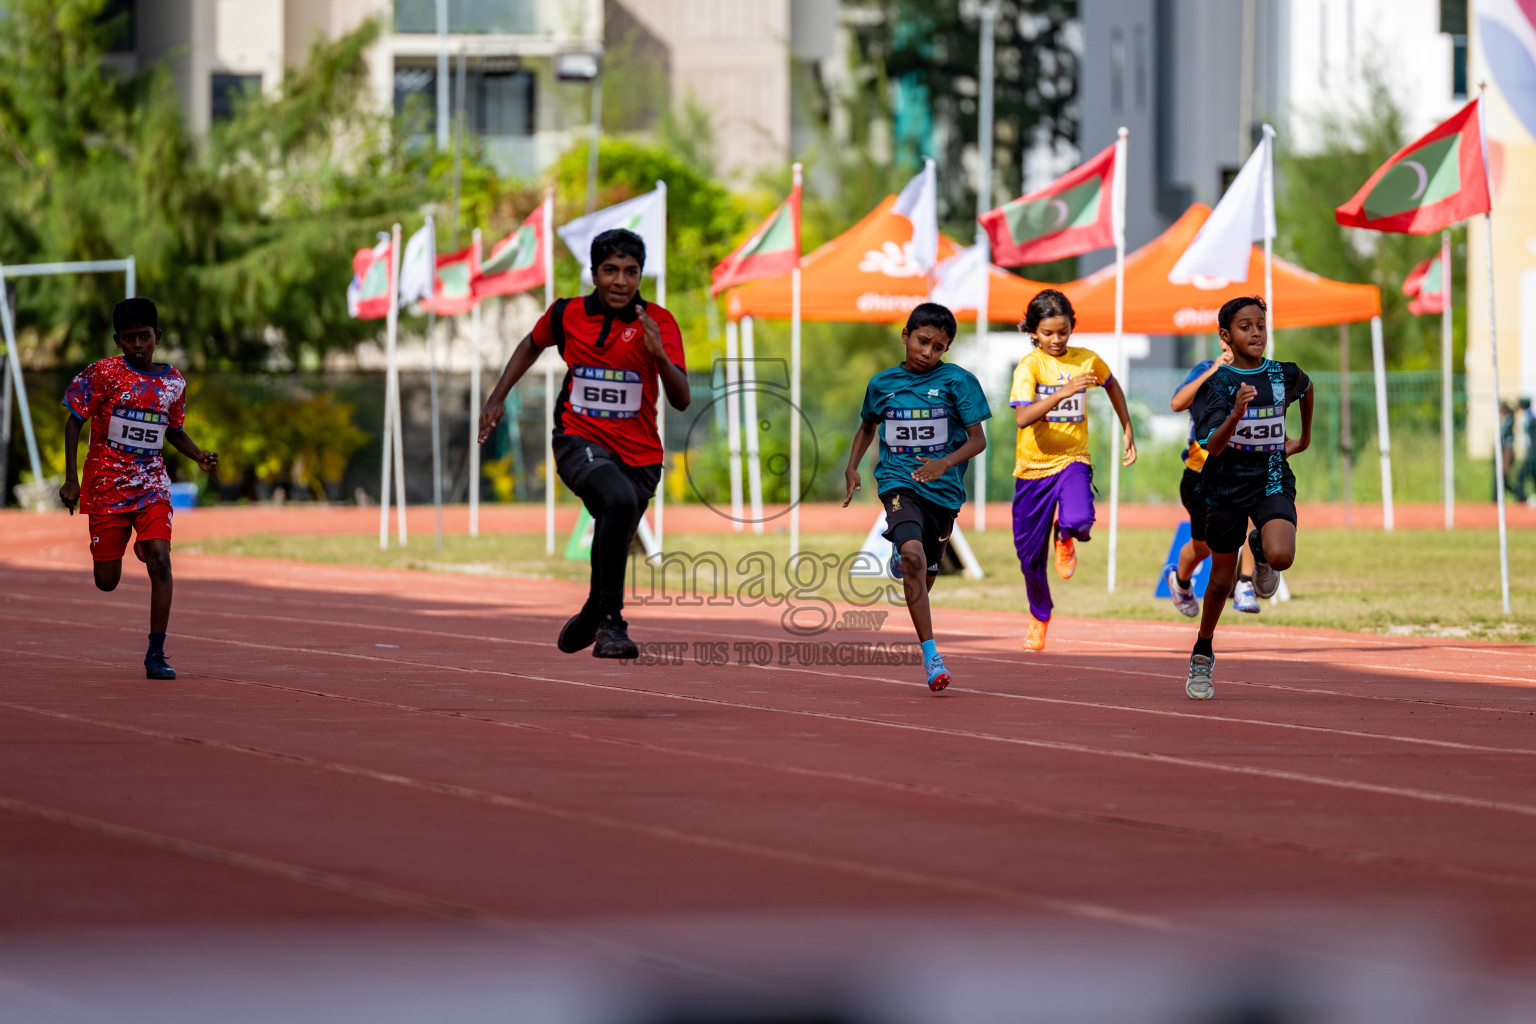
[1369,314,1394,532]
[1483,212,1513,614]
[1441,229,1454,530]
[125,256,136,299]
[469,229,483,537]
[725,317,744,529]
[654,178,667,551]
[1263,124,1276,359]
[543,191,557,556]
[0,272,42,486]
[378,235,396,548]
[742,314,764,533]
[385,224,408,546]
[435,0,449,151]
[1106,127,1128,593]
[789,163,803,559]
[428,302,443,551]
[973,1,997,533]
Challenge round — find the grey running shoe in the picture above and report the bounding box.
[1232,577,1260,613]
[1185,654,1214,700]
[1248,529,1279,599]
[1166,566,1199,617]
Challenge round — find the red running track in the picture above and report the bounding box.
[3,513,1536,999]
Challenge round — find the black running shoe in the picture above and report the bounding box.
[592,617,639,659]
[145,652,176,680]
[557,610,600,653]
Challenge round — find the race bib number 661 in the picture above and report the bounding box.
[571,366,643,419]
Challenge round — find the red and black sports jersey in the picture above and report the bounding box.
[532,293,685,467]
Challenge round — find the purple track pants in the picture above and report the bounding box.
[1011,461,1095,623]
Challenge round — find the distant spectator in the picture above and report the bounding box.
[1521,398,1536,506]
[1499,403,1525,502]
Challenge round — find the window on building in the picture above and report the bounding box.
[394,66,439,139]
[393,64,536,141]
[1110,29,1125,113]
[100,0,135,53]
[394,0,539,35]
[211,74,261,121]
[1133,24,1148,111]
[1451,35,1467,99]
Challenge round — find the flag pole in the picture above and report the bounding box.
[654,178,667,552]
[543,189,557,555]
[378,235,396,549]
[1107,127,1128,593]
[388,223,408,545]
[1477,84,1511,615]
[742,314,764,533]
[426,227,443,551]
[1263,124,1276,359]
[972,0,998,533]
[789,162,803,559]
[725,315,744,530]
[469,227,483,538]
[1369,315,1394,531]
[1441,228,1454,530]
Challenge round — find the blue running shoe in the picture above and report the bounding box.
[145,652,176,680]
[888,551,904,580]
[1233,577,1260,614]
[925,652,951,692]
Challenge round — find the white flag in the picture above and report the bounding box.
[558,187,666,283]
[398,220,436,307]
[892,158,938,273]
[1168,129,1275,285]
[929,242,989,312]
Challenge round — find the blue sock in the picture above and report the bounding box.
[147,632,166,658]
[921,639,938,662]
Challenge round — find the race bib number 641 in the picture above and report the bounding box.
[1038,384,1085,422]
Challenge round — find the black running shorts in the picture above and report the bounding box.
[879,489,957,576]
[1206,494,1297,554]
[1179,467,1207,544]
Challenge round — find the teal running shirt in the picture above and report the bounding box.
[859,361,992,512]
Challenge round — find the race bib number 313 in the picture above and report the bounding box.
[106,407,167,455]
[1038,384,1085,422]
[571,366,643,419]
[1230,404,1286,452]
[884,407,950,452]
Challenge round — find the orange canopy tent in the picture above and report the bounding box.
[1060,203,1381,333]
[724,195,1054,323]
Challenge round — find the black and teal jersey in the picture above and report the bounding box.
[859,361,992,512]
[1192,360,1312,508]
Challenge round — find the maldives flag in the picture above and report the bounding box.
[347,239,392,320]
[711,183,800,295]
[1403,253,1447,315]
[1335,98,1490,234]
[475,204,546,298]
[980,142,1116,266]
[420,246,478,316]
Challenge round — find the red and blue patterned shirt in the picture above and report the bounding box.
[63,356,187,514]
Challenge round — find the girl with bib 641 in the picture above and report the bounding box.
[1008,289,1136,653]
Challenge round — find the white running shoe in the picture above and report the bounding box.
[1232,578,1260,614]
[1165,566,1199,617]
[1248,529,1279,599]
[1185,654,1215,700]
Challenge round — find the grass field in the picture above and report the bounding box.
[193,523,1534,642]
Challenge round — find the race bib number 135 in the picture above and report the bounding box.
[106,407,167,454]
[571,366,643,419]
[1230,404,1286,452]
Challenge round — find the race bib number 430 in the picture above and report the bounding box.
[571,366,643,419]
[1230,404,1287,452]
[1038,384,1085,422]
[884,407,950,452]
[106,407,167,455]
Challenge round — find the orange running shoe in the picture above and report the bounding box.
[1022,616,1048,652]
[1054,535,1077,579]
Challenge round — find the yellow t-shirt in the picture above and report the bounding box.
[1009,346,1113,479]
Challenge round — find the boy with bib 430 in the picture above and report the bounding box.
[58,298,219,680]
[1183,296,1313,700]
[843,303,990,692]
[1009,289,1136,652]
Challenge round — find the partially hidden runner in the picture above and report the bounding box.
[1164,344,1261,617]
[842,302,991,692]
[478,228,689,659]
[58,298,219,680]
[1008,289,1136,652]
[1184,296,1313,700]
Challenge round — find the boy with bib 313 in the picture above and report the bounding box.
[1008,289,1136,652]
[1183,296,1313,700]
[59,298,219,680]
[843,302,990,692]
